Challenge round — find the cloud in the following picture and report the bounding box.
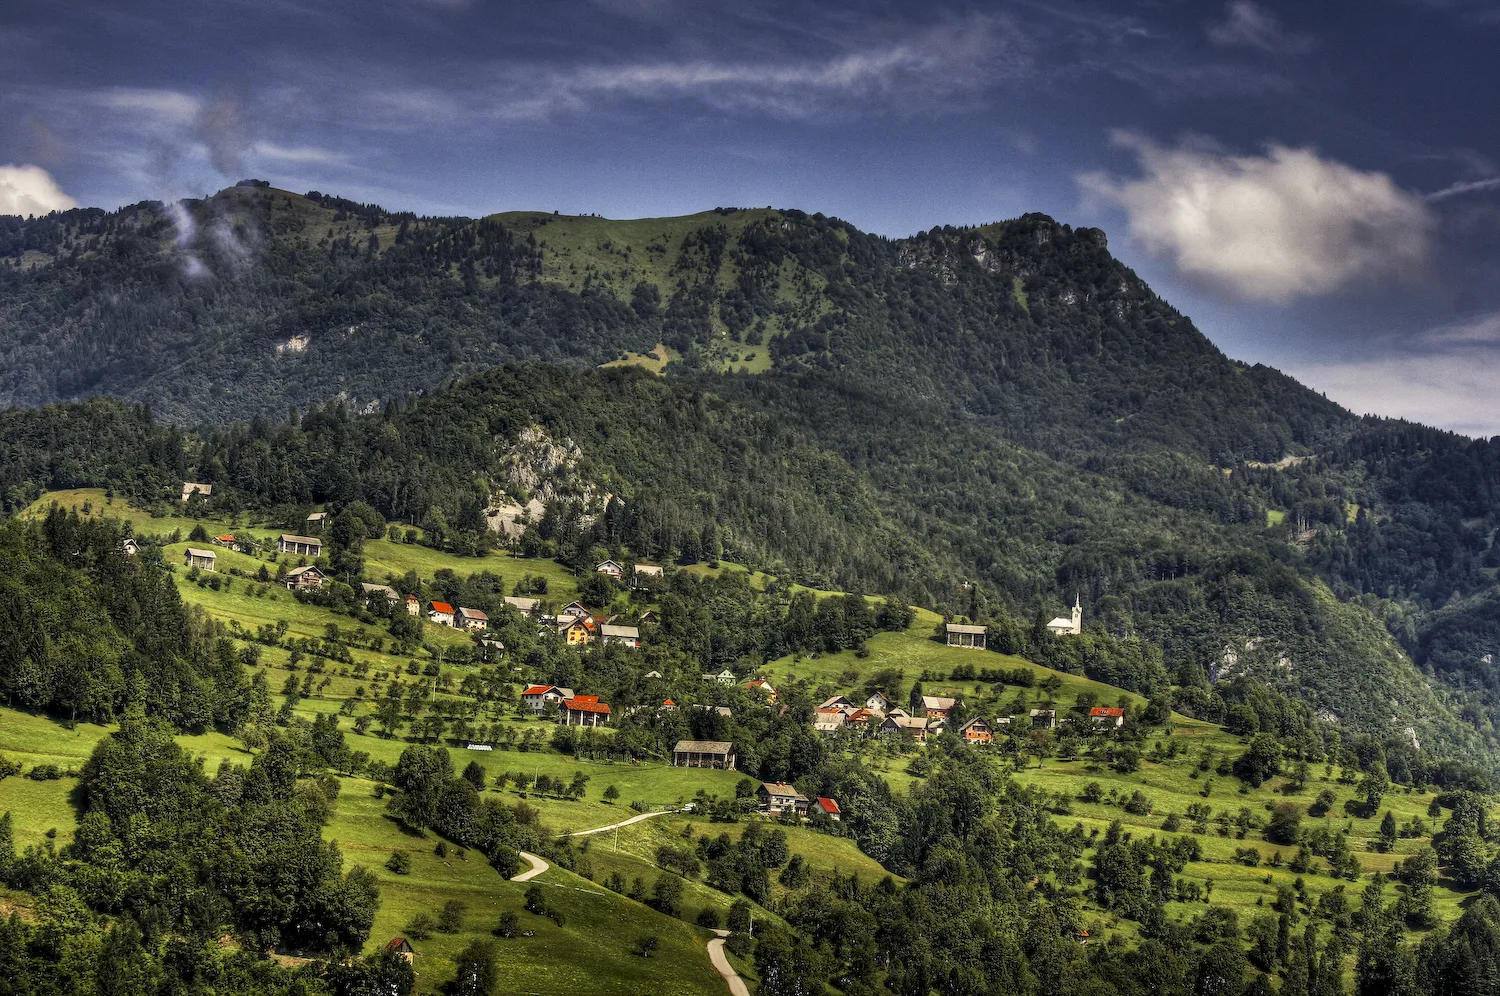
[0,164,78,216]
[96,87,202,123]
[1289,313,1500,437]
[1206,2,1313,54]
[1079,133,1435,302]
[1426,176,1500,201]
[193,88,250,177]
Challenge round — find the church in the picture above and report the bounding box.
[1046,595,1083,636]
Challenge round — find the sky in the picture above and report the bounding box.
[2,0,1499,436]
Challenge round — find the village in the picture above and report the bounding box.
[165,486,1137,827]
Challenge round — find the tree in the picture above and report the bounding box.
[1235,734,1282,788]
[1267,803,1304,846]
[1378,811,1398,853]
[460,760,487,792]
[603,784,620,804]
[651,873,683,917]
[447,939,498,996]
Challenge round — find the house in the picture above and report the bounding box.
[814,708,847,734]
[428,601,457,627]
[880,715,930,741]
[758,782,809,817]
[457,607,489,631]
[278,534,322,557]
[181,481,212,502]
[885,707,911,719]
[122,538,140,556]
[632,563,664,586]
[637,609,659,626]
[819,694,855,711]
[476,638,505,661]
[865,691,892,713]
[743,678,777,700]
[558,601,591,621]
[383,937,415,963]
[1046,595,1083,636]
[522,685,575,713]
[600,623,640,648]
[920,695,957,719]
[558,616,597,645]
[213,534,236,547]
[960,717,994,744]
[558,694,611,727]
[404,593,421,616]
[1030,708,1057,729]
[660,698,678,712]
[945,622,987,650]
[503,595,539,615]
[305,511,328,530]
[595,559,624,579]
[812,797,842,821]
[362,582,400,603]
[844,709,875,734]
[185,547,217,571]
[673,740,736,770]
[1089,706,1126,728]
[285,565,327,591]
[704,668,736,685]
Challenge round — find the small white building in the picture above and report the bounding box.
[278,534,322,558]
[185,547,217,571]
[595,559,624,579]
[600,623,640,648]
[457,606,489,631]
[1047,596,1083,636]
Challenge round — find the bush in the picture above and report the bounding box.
[437,899,466,933]
[635,935,660,958]
[495,911,520,938]
[1266,803,1304,845]
[1123,791,1153,815]
[386,851,412,874]
[726,931,753,958]
[404,912,436,940]
[26,764,62,781]
[696,908,722,930]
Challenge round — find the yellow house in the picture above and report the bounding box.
[558,616,597,645]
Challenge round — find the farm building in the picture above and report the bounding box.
[558,694,611,727]
[945,622,987,649]
[185,547,217,571]
[672,740,736,770]
[428,601,456,627]
[880,715,930,741]
[920,695,957,719]
[1030,708,1057,729]
[960,717,994,743]
[503,595,539,615]
[812,798,841,821]
[362,582,399,603]
[278,534,322,557]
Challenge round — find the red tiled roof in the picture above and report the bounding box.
[215,534,234,542]
[522,685,555,696]
[816,797,840,814]
[562,695,611,714]
[430,601,455,614]
[846,709,871,722]
[663,698,675,706]
[1090,707,1125,717]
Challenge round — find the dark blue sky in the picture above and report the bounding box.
[3,0,1499,434]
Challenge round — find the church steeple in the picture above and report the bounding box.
[1071,594,1082,634]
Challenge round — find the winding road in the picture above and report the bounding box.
[512,810,750,996]
[510,851,549,882]
[707,930,751,996]
[560,808,678,837]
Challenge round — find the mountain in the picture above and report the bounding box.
[2,184,1499,769]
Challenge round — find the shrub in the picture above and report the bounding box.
[495,911,519,938]
[635,935,660,958]
[437,899,466,933]
[1123,791,1153,816]
[726,931,753,958]
[696,908,722,930]
[404,912,436,940]
[26,764,62,781]
[386,851,412,874]
[1266,803,1304,846]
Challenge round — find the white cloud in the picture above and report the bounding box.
[1207,2,1313,54]
[0,164,78,216]
[1080,133,1435,302]
[95,87,202,123]
[250,141,340,164]
[1426,176,1500,201]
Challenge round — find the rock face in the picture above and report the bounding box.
[484,424,608,536]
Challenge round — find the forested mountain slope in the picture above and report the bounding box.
[2,184,1499,768]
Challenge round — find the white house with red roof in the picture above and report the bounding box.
[522,685,575,713]
[812,797,841,821]
[558,694,612,727]
[744,678,777,700]
[1089,706,1126,727]
[428,601,456,626]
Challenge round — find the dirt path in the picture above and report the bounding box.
[511,850,549,882]
[560,808,677,837]
[707,930,750,996]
